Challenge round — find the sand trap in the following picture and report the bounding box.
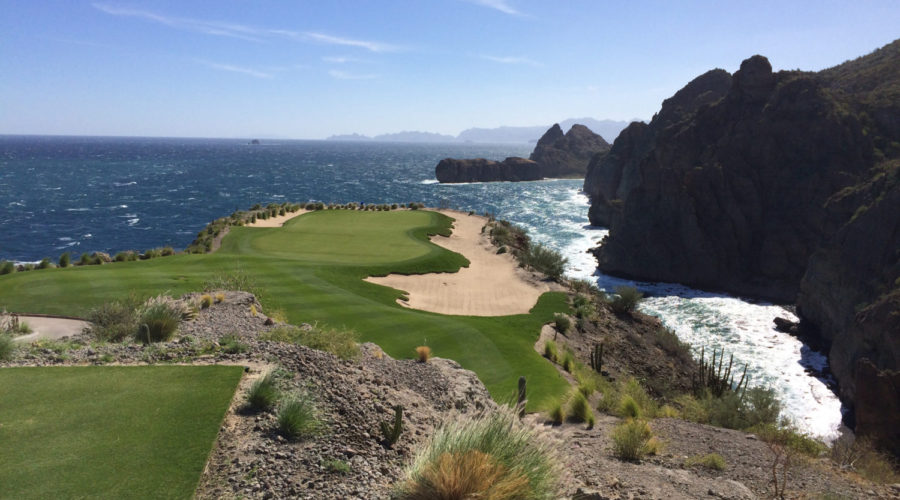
[12,316,90,343]
[245,209,309,228]
[365,210,552,316]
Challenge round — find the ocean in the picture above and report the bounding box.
[0,135,842,439]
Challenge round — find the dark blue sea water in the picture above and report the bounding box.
[0,135,841,438]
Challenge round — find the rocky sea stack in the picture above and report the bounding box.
[436,123,609,183]
[583,40,900,453]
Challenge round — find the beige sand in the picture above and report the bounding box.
[245,209,309,228]
[13,316,90,343]
[365,210,552,316]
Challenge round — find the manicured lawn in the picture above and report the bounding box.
[0,365,244,499]
[0,210,570,407]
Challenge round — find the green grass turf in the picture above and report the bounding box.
[0,365,244,499]
[0,210,569,407]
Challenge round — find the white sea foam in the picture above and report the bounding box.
[113,181,137,187]
[420,179,439,184]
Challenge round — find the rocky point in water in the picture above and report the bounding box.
[435,123,609,183]
[583,39,900,454]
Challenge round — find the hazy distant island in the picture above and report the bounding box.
[326,117,632,144]
[436,123,610,183]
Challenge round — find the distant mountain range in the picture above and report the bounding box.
[326,117,638,144]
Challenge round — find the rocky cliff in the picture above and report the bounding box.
[436,124,609,183]
[435,157,541,183]
[529,124,610,178]
[584,39,900,452]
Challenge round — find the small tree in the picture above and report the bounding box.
[58,252,70,268]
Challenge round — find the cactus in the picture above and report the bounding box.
[517,376,527,418]
[380,405,403,447]
[589,342,603,374]
[693,347,749,398]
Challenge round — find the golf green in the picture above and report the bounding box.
[0,210,569,407]
[0,365,244,499]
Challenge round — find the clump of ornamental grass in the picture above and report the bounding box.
[199,294,213,309]
[277,391,323,441]
[416,346,432,363]
[397,406,562,500]
[85,296,141,342]
[545,399,565,425]
[611,419,660,461]
[542,340,558,363]
[259,324,360,360]
[0,333,17,361]
[553,313,570,334]
[560,350,576,373]
[220,334,248,354]
[566,390,595,428]
[135,295,189,343]
[214,293,225,304]
[246,371,280,412]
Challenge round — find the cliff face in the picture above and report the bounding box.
[529,124,610,178]
[584,39,900,452]
[436,124,609,183]
[435,157,541,183]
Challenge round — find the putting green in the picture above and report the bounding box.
[0,210,569,407]
[0,365,243,499]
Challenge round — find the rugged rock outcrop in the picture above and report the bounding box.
[436,124,609,183]
[529,124,610,178]
[584,39,900,451]
[435,157,541,183]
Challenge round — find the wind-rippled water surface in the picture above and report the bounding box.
[0,135,842,439]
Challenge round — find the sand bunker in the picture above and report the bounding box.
[365,210,551,316]
[245,209,309,228]
[12,316,90,343]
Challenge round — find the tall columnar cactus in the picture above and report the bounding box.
[590,342,603,374]
[517,376,527,418]
[693,347,749,398]
[380,405,403,447]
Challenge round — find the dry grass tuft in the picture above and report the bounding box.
[416,345,432,363]
[403,450,529,500]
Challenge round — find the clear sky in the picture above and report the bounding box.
[1,1,898,139]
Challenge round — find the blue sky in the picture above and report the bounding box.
[1,1,898,139]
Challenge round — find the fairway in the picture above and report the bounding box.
[0,365,244,499]
[0,210,569,407]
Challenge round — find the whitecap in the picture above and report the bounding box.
[420,179,439,184]
[114,181,137,187]
[65,208,91,212]
[127,218,139,226]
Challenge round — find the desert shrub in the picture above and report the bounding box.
[619,394,642,419]
[674,394,709,423]
[259,325,303,343]
[608,286,643,313]
[199,294,213,309]
[524,244,567,280]
[567,391,594,427]
[141,248,161,260]
[831,435,900,483]
[654,327,692,362]
[542,340,558,363]
[77,252,91,265]
[220,334,248,354]
[37,258,52,269]
[399,406,561,499]
[214,293,225,304]
[700,387,780,430]
[246,371,279,411]
[553,313,570,334]
[496,245,508,255]
[85,296,142,342]
[611,419,660,461]
[58,252,70,268]
[0,333,17,361]
[658,405,680,418]
[23,263,35,271]
[202,270,261,297]
[160,246,175,257]
[323,459,350,475]
[277,391,323,441]
[546,399,565,425]
[416,345,432,363]
[620,378,658,418]
[0,261,14,275]
[685,453,726,471]
[136,297,184,343]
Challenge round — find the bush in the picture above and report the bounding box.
[0,261,15,274]
[0,333,17,361]
[398,406,561,499]
[685,453,726,471]
[619,395,642,419]
[560,350,575,373]
[416,345,431,363]
[246,371,279,411]
[524,244,567,280]
[277,391,323,441]
[160,246,175,257]
[543,340,558,363]
[260,324,359,360]
[608,286,643,313]
[136,297,184,343]
[199,294,213,309]
[611,419,660,461]
[37,258,52,269]
[58,252,70,268]
[220,334,248,354]
[567,391,594,427]
[214,293,225,304]
[324,459,350,475]
[86,297,141,342]
[831,435,900,484]
[546,398,565,425]
[553,313,570,334]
